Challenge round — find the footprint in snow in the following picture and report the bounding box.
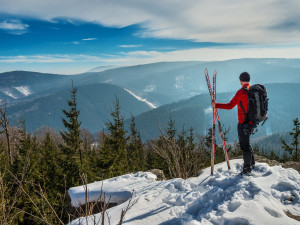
[264,207,282,218]
[227,201,242,212]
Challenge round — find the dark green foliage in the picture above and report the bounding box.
[127,116,145,172]
[166,116,176,139]
[281,117,300,162]
[99,97,129,178]
[59,82,82,187]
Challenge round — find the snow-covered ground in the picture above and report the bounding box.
[69,159,300,225]
[124,88,157,109]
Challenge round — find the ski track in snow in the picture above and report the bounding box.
[124,88,157,109]
[69,159,300,225]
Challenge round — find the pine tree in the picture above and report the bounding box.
[59,82,82,187]
[99,97,128,178]
[12,120,42,224]
[281,117,300,162]
[41,133,64,193]
[127,116,144,172]
[38,133,67,223]
[166,115,176,139]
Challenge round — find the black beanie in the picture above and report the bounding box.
[239,72,250,82]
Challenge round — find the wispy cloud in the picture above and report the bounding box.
[2,45,300,65]
[1,0,300,43]
[118,44,143,48]
[0,54,105,63]
[82,38,97,41]
[0,19,29,34]
[1,45,300,74]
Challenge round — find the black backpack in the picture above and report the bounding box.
[240,84,268,133]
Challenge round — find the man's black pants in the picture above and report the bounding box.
[238,123,255,170]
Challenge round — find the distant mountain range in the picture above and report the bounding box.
[6,83,152,133]
[0,58,299,142]
[126,83,300,142]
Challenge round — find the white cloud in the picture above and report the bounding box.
[0,0,300,43]
[0,54,106,63]
[82,38,97,41]
[2,45,300,65]
[0,19,29,34]
[118,44,143,48]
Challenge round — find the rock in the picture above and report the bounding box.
[282,161,300,174]
[253,154,281,167]
[147,169,166,181]
[234,154,300,174]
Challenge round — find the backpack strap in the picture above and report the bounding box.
[239,101,248,123]
[240,87,249,123]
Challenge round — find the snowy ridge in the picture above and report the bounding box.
[69,159,300,225]
[2,90,17,99]
[14,86,31,96]
[124,88,157,109]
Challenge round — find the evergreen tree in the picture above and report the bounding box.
[40,133,64,193]
[60,82,82,187]
[281,117,300,162]
[166,115,176,139]
[127,116,145,172]
[38,133,67,223]
[99,97,128,178]
[12,120,43,224]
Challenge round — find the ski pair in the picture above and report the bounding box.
[205,69,231,175]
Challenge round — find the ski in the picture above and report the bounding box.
[216,112,231,170]
[212,70,216,175]
[204,69,231,175]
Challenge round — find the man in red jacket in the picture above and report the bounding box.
[211,72,254,175]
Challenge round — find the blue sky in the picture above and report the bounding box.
[0,0,300,74]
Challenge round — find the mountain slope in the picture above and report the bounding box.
[7,83,152,133]
[0,71,71,101]
[68,159,300,225]
[1,58,300,107]
[1,59,300,137]
[128,83,300,142]
[78,58,300,106]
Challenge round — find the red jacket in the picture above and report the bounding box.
[215,84,250,124]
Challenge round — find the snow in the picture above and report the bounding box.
[175,76,184,89]
[14,86,31,96]
[171,107,183,112]
[68,172,157,207]
[3,90,17,99]
[69,159,300,225]
[124,88,157,109]
[204,106,213,114]
[144,84,155,93]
